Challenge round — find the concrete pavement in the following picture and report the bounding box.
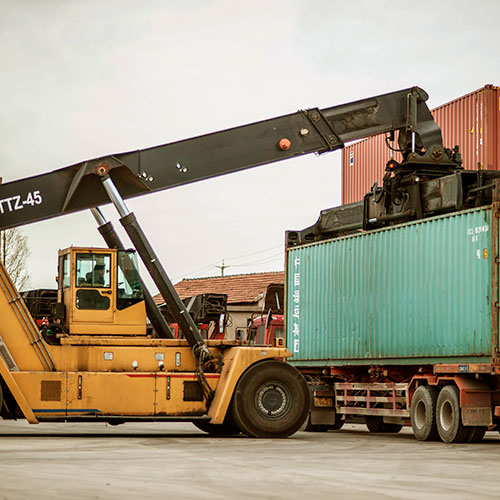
[0,421,498,499]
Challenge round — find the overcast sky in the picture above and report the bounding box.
[1,0,499,292]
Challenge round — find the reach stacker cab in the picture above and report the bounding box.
[54,247,147,337]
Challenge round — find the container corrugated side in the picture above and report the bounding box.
[434,85,500,172]
[342,85,500,204]
[286,207,494,366]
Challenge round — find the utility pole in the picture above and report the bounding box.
[215,259,230,277]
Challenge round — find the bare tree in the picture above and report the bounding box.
[0,228,31,290]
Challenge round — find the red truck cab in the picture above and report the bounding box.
[247,313,284,346]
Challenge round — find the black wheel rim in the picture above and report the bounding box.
[254,381,291,420]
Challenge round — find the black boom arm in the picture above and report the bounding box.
[0,87,441,231]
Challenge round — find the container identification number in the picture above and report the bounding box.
[466,224,489,260]
[0,191,43,214]
[292,257,301,354]
[466,224,488,243]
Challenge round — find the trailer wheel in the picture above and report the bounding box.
[366,416,402,433]
[365,416,383,432]
[435,385,468,443]
[230,360,310,438]
[383,423,403,433]
[410,385,439,441]
[466,426,487,443]
[192,414,241,436]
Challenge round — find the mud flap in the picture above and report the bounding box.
[454,375,492,426]
[309,382,336,426]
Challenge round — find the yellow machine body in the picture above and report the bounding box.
[9,339,290,422]
[0,257,291,424]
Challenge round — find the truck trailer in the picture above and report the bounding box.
[284,157,500,444]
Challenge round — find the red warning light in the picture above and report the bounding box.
[279,138,291,151]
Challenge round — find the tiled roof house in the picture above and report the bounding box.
[154,271,285,338]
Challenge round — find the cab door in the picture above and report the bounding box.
[71,251,114,332]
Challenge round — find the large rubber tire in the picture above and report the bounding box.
[230,360,310,438]
[436,385,469,443]
[365,416,384,432]
[466,426,487,443]
[383,423,403,433]
[365,416,382,432]
[366,416,402,433]
[410,385,439,441]
[193,414,241,436]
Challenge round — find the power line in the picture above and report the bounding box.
[224,244,283,261]
[175,244,284,280]
[230,252,284,267]
[183,259,221,277]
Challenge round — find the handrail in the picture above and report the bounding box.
[0,259,56,371]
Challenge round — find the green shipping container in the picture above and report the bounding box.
[286,206,499,366]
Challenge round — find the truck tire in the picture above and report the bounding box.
[192,414,241,436]
[466,426,486,443]
[410,385,439,441]
[435,385,468,443]
[230,360,310,438]
[365,416,402,433]
[384,423,403,433]
[365,416,383,432]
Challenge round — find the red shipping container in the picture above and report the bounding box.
[342,85,500,204]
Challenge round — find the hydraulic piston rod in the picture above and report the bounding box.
[90,207,174,339]
[99,176,212,361]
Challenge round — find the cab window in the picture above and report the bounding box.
[61,254,70,288]
[117,251,144,310]
[257,325,266,344]
[76,253,111,288]
[76,289,110,310]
